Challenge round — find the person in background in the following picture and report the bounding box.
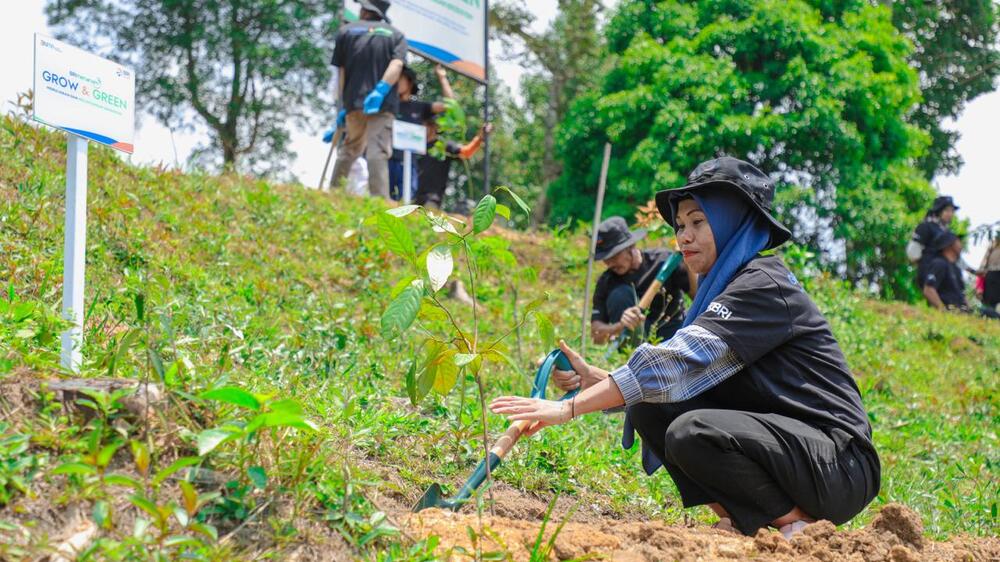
[907,195,977,286]
[977,237,1000,316]
[590,217,697,346]
[921,231,969,311]
[328,0,406,199]
[415,119,491,209]
[389,64,455,200]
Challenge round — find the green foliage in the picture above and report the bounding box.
[45,0,343,174]
[554,0,937,299]
[890,1,1000,178]
[0,425,45,506]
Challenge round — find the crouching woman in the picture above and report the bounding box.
[491,157,879,538]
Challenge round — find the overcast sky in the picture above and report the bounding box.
[4,1,995,264]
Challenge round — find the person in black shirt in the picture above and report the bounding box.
[908,195,977,286]
[590,217,696,346]
[415,120,490,209]
[389,64,455,200]
[492,157,879,540]
[329,0,407,199]
[922,231,968,310]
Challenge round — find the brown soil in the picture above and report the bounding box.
[401,502,999,561]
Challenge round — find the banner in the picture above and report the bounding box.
[345,0,487,83]
[32,34,136,153]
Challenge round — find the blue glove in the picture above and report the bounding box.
[322,110,347,143]
[363,80,392,114]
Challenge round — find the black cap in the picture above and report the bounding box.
[401,66,420,94]
[931,195,959,214]
[359,0,391,22]
[594,217,646,261]
[929,230,960,254]
[655,156,791,250]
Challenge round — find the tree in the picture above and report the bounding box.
[552,0,936,299]
[890,0,1000,179]
[46,0,342,175]
[491,0,606,224]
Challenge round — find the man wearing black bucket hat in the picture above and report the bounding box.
[329,0,407,198]
[922,230,969,311]
[494,156,879,540]
[590,217,696,345]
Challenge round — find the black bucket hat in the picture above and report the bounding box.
[931,195,959,215]
[655,156,791,250]
[929,230,960,254]
[400,66,420,94]
[594,217,647,261]
[359,0,391,22]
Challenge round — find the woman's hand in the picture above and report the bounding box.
[490,396,572,437]
[552,339,609,392]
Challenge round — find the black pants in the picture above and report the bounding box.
[627,398,879,535]
[606,284,682,342]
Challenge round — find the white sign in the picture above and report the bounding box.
[33,34,136,153]
[347,0,487,83]
[393,119,427,154]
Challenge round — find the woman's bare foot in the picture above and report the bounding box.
[772,506,815,540]
[771,506,815,527]
[712,517,739,534]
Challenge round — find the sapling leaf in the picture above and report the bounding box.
[130,495,160,520]
[404,359,418,405]
[385,205,420,217]
[389,275,417,299]
[454,353,477,367]
[432,357,459,395]
[152,456,201,487]
[248,466,268,490]
[104,474,144,490]
[97,442,122,468]
[52,462,97,476]
[495,203,511,221]
[198,386,261,411]
[93,500,111,529]
[196,428,237,456]
[377,212,417,263]
[536,313,556,351]
[179,480,198,516]
[495,185,530,216]
[381,280,424,337]
[130,440,150,477]
[472,194,497,234]
[484,348,522,378]
[426,245,454,292]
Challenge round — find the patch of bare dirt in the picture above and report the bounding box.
[402,503,999,561]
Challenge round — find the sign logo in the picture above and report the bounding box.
[706,301,732,319]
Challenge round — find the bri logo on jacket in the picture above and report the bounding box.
[706,301,732,319]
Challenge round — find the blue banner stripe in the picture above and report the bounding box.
[408,40,459,63]
[63,126,119,146]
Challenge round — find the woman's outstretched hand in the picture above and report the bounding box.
[489,396,572,437]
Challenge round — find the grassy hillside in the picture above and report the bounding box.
[1,114,997,560]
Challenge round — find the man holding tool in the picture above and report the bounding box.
[590,216,697,346]
[327,0,407,198]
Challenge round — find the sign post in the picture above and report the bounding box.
[33,34,136,372]
[392,120,427,204]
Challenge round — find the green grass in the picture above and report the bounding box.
[1,114,997,559]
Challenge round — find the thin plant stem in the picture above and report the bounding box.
[464,239,496,518]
